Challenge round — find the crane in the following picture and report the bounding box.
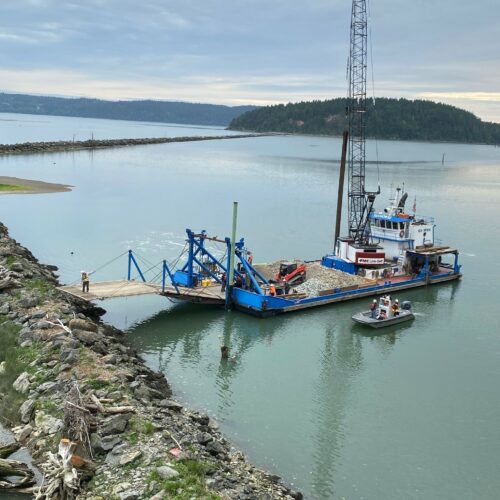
[347,0,379,245]
[328,0,385,273]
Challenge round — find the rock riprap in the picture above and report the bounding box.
[0,221,302,499]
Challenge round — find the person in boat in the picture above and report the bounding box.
[269,284,277,297]
[220,272,226,292]
[391,299,400,316]
[377,309,387,320]
[370,299,377,318]
[247,251,253,265]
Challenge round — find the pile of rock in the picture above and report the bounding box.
[0,221,302,499]
[255,259,366,297]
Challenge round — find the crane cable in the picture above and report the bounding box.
[367,0,381,187]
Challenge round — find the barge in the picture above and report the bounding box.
[60,0,462,316]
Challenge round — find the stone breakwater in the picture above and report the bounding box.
[0,134,261,156]
[0,221,302,499]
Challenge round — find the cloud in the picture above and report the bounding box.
[0,0,498,121]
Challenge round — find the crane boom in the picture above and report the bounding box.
[347,0,377,243]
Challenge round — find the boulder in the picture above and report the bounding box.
[159,399,183,412]
[102,354,118,365]
[19,327,35,344]
[156,465,179,480]
[100,413,131,436]
[102,435,122,451]
[13,372,30,393]
[69,318,98,332]
[35,411,63,435]
[35,320,52,329]
[10,262,24,272]
[119,449,142,466]
[196,432,213,445]
[206,440,225,456]
[37,381,59,394]
[105,444,130,466]
[59,346,80,365]
[119,491,139,500]
[19,398,35,423]
[0,302,9,314]
[30,310,47,319]
[150,492,166,500]
[18,295,40,308]
[17,424,33,441]
[73,329,104,345]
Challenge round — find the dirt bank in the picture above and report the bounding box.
[0,176,72,195]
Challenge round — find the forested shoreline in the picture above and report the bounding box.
[229,98,500,145]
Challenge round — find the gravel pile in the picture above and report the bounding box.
[255,260,367,297]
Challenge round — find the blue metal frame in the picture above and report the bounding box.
[173,229,243,290]
[127,250,146,282]
[236,251,264,295]
[162,260,179,293]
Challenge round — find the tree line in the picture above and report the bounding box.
[229,97,500,145]
[0,93,257,127]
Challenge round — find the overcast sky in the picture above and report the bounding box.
[1,0,499,122]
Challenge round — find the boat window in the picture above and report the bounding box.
[380,220,385,228]
[400,222,405,230]
[392,222,398,230]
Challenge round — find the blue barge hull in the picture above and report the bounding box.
[231,271,461,317]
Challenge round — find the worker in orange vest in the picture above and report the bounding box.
[270,284,276,296]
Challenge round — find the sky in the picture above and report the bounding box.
[0,0,499,122]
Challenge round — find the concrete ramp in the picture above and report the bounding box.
[58,280,161,301]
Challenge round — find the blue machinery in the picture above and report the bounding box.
[128,229,271,308]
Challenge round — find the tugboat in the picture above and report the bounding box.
[352,296,415,328]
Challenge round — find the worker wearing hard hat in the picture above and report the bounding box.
[81,271,90,293]
[370,299,377,318]
[391,299,400,316]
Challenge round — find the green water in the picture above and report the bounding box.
[1,113,500,499]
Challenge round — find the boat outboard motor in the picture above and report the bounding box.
[401,300,412,310]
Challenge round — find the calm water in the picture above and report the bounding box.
[1,113,500,499]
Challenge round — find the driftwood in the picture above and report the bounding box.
[34,439,79,500]
[64,383,94,459]
[0,457,35,489]
[0,442,20,458]
[89,394,135,414]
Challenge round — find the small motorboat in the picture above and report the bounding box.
[352,297,415,328]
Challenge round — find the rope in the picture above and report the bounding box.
[90,250,129,276]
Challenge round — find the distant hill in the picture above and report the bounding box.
[0,93,257,127]
[229,97,500,145]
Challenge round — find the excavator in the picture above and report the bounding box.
[274,262,306,285]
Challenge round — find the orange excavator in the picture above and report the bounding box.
[274,262,307,285]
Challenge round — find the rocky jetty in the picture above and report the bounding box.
[0,134,261,156]
[0,221,302,499]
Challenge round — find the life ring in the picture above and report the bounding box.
[399,230,404,238]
